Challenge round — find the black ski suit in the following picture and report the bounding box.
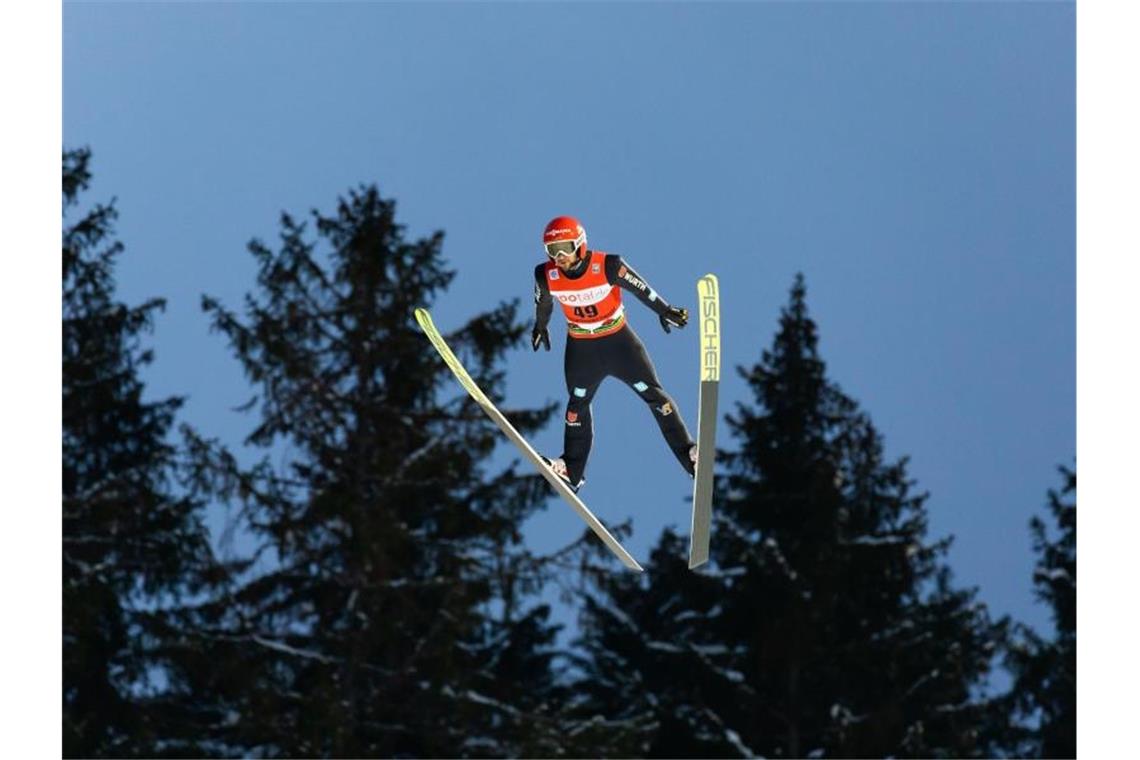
[533,252,695,485]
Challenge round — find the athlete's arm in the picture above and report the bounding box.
[606,255,673,316]
[606,255,688,333]
[532,264,553,351]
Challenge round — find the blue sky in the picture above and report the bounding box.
[63,2,1074,644]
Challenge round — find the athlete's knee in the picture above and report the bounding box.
[650,398,679,419]
[648,391,680,420]
[630,379,672,411]
[566,385,592,408]
[566,383,594,403]
[564,391,591,429]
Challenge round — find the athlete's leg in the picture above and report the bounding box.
[561,337,605,485]
[611,326,696,476]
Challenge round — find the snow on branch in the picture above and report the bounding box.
[701,707,757,758]
[250,635,335,663]
[646,640,684,654]
[1034,567,1073,584]
[390,434,445,479]
[457,688,522,718]
[839,534,913,547]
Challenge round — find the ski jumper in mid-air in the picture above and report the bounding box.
[532,215,697,492]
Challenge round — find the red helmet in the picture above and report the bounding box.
[543,215,587,260]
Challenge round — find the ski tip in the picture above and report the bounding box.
[698,273,719,299]
[413,307,432,329]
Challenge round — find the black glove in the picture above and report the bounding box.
[659,305,689,334]
[532,326,551,352]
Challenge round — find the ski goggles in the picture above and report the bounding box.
[545,240,581,259]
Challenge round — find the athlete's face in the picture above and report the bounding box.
[546,240,581,272]
[553,250,577,272]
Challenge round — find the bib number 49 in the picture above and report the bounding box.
[572,305,599,319]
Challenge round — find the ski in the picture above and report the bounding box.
[414,307,644,572]
[689,273,720,569]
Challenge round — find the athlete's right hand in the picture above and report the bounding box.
[532,326,551,352]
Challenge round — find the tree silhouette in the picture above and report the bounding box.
[176,185,567,756]
[571,274,1008,758]
[62,148,218,757]
[990,466,1076,758]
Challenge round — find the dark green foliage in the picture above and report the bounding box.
[990,467,1076,758]
[62,148,218,757]
[571,274,1008,758]
[565,532,743,758]
[178,185,565,756]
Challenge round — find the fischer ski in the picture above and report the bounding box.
[414,307,644,572]
[689,274,720,569]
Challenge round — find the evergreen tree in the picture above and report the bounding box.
[993,466,1076,758]
[565,530,741,758]
[571,274,1007,758]
[177,185,566,756]
[62,148,218,757]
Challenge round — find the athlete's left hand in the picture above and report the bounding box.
[660,306,689,334]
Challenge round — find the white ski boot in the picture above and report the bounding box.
[540,455,584,494]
